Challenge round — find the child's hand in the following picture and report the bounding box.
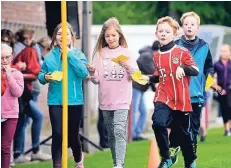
[45,73,53,82]
[118,61,128,68]
[176,66,185,80]
[86,64,95,76]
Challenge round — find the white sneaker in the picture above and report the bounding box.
[31,151,51,161]
[14,155,31,164]
[74,153,84,168]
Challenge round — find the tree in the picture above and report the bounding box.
[93,1,231,26]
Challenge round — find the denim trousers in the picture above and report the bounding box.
[132,88,148,138]
[14,91,43,156]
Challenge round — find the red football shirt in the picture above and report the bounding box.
[153,45,197,112]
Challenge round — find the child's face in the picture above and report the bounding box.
[156,22,175,46]
[182,16,199,39]
[104,26,120,48]
[56,27,72,46]
[220,45,231,60]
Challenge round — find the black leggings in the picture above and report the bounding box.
[219,95,231,123]
[49,105,83,165]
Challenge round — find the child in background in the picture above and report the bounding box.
[87,17,138,168]
[1,43,24,168]
[169,11,214,165]
[214,44,231,136]
[38,22,88,168]
[148,16,198,168]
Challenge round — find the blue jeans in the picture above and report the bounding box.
[14,91,43,156]
[132,88,148,138]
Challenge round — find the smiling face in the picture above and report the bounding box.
[55,27,72,46]
[104,26,120,49]
[182,16,199,40]
[156,22,175,46]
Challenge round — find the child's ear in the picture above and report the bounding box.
[155,32,158,38]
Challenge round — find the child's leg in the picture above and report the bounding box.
[190,103,202,152]
[68,105,83,163]
[152,102,172,159]
[102,110,128,168]
[49,106,62,168]
[172,111,197,165]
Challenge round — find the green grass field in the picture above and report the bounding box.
[14,127,231,168]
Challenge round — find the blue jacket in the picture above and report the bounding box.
[38,47,88,105]
[176,36,214,103]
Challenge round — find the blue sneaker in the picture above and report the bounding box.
[158,158,173,168]
[170,146,181,165]
[185,161,196,168]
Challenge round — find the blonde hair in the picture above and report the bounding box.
[156,16,179,34]
[50,22,75,49]
[222,44,231,53]
[1,43,13,55]
[38,37,52,49]
[180,11,200,25]
[92,17,128,59]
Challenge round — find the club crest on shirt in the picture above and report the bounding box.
[172,55,179,64]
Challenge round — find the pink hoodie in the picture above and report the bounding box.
[1,68,24,119]
[91,46,138,110]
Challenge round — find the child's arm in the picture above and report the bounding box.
[118,50,139,76]
[67,50,89,79]
[148,70,159,83]
[203,48,214,78]
[87,55,100,84]
[180,50,199,76]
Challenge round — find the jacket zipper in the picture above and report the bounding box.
[73,81,76,98]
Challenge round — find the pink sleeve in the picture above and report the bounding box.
[124,49,139,76]
[6,69,24,98]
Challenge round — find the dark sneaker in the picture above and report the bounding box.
[200,136,206,142]
[170,146,181,165]
[132,136,146,141]
[158,158,173,168]
[224,130,231,136]
[185,161,196,168]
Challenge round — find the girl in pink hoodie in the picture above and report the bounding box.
[87,17,138,168]
[1,43,24,168]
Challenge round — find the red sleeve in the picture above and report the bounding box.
[1,73,7,96]
[25,48,41,76]
[11,64,21,71]
[182,50,196,66]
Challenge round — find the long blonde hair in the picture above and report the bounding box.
[50,22,76,49]
[92,17,128,60]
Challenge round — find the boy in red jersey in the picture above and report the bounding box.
[147,16,198,168]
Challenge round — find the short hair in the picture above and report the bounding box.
[180,11,200,25]
[156,16,179,34]
[1,43,13,55]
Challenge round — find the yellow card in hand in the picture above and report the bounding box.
[51,71,63,81]
[112,55,129,63]
[132,71,149,85]
[205,74,214,91]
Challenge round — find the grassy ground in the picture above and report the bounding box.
[14,127,231,168]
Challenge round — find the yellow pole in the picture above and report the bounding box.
[61,1,68,168]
